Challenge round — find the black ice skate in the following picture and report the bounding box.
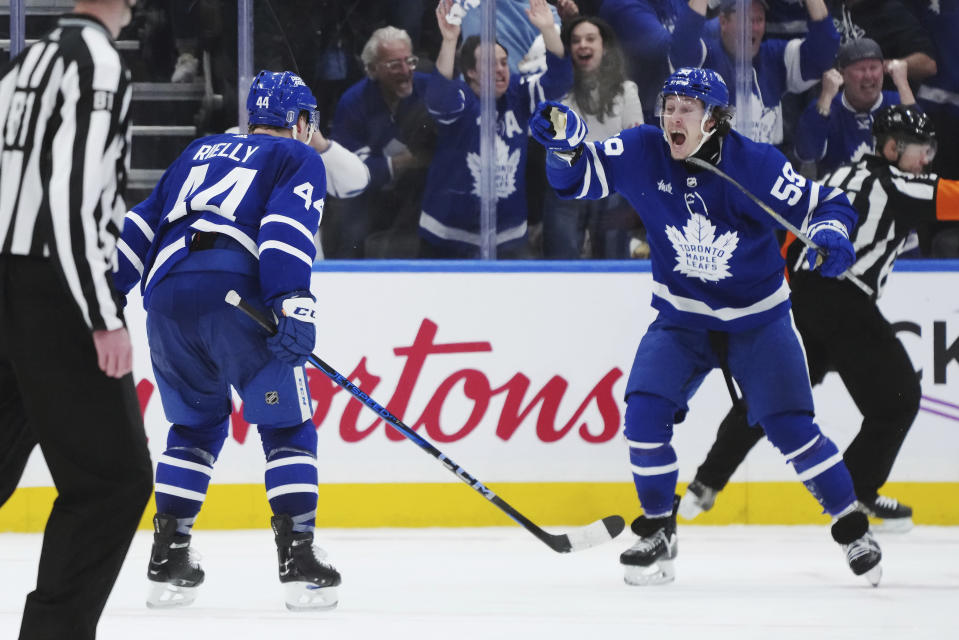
[620,496,680,586]
[862,494,913,533]
[146,513,205,608]
[678,479,718,520]
[272,514,341,611]
[831,509,882,587]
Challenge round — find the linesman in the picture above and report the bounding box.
[0,2,153,638]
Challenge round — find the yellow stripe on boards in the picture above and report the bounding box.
[2,482,958,532]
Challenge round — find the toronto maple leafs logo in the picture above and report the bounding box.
[850,139,873,162]
[665,213,739,282]
[467,136,520,199]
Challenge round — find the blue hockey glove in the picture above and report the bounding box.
[530,101,587,154]
[266,292,317,366]
[806,220,855,278]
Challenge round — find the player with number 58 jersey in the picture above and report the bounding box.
[531,67,882,588]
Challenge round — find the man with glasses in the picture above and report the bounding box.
[327,26,437,258]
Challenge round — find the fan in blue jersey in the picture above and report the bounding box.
[113,70,341,611]
[530,67,883,586]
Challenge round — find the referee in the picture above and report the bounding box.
[678,104,959,530]
[0,2,152,639]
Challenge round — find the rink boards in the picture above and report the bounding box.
[4,261,958,531]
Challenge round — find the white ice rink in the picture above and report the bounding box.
[2,525,957,640]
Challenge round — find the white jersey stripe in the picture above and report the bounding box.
[258,239,314,267]
[261,213,315,244]
[266,483,319,500]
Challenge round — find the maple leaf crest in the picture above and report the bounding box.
[665,213,739,282]
[850,140,873,162]
[467,136,520,200]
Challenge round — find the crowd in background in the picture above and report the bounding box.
[11,0,955,259]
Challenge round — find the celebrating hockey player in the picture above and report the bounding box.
[529,67,883,586]
[113,71,340,610]
[680,104,959,532]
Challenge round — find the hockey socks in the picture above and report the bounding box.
[154,448,215,534]
[624,394,680,516]
[763,412,856,516]
[261,421,320,531]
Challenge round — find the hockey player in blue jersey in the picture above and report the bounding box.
[113,71,340,610]
[529,67,883,586]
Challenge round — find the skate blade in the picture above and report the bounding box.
[146,581,199,609]
[623,559,675,586]
[284,582,339,611]
[869,517,913,534]
[863,564,882,588]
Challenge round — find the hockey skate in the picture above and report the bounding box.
[146,513,205,608]
[831,510,882,587]
[620,496,679,586]
[678,479,718,520]
[272,514,341,611]
[862,494,913,533]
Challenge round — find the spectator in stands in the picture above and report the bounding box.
[327,26,437,258]
[908,0,959,256]
[543,15,644,258]
[597,0,710,124]
[421,0,572,258]
[452,0,568,75]
[795,38,915,177]
[910,0,959,180]
[764,0,816,39]
[670,0,839,146]
[826,0,937,86]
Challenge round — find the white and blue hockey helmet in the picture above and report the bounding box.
[246,70,319,132]
[661,67,729,110]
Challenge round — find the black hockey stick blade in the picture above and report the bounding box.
[225,290,627,553]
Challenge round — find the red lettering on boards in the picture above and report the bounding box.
[136,318,623,445]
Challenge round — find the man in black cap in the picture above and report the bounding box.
[795,37,917,177]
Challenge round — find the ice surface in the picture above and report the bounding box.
[2,525,957,639]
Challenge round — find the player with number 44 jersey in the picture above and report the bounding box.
[114,70,341,612]
[531,67,882,588]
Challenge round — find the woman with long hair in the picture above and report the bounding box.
[543,15,644,258]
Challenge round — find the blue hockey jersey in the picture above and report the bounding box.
[795,90,902,177]
[114,132,326,307]
[545,126,857,331]
[670,13,839,144]
[419,52,572,253]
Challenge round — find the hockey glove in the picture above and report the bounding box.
[530,101,588,157]
[266,292,318,367]
[806,220,855,278]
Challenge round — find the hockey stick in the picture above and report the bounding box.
[225,290,626,553]
[684,157,875,297]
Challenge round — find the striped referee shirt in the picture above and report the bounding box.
[786,154,959,298]
[0,14,131,331]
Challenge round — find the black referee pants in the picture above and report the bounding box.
[694,275,921,503]
[0,257,153,640]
